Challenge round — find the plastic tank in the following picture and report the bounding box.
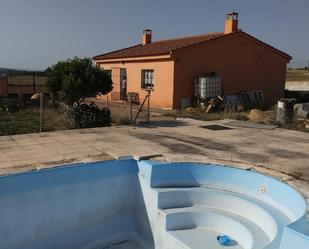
[194,74,221,100]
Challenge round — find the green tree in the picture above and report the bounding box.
[46,57,113,105]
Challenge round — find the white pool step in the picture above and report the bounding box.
[156,187,289,223]
[163,207,268,249]
[153,187,290,249]
[169,227,245,249]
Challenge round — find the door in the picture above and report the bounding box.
[111,68,127,101]
[120,68,127,99]
[111,67,120,101]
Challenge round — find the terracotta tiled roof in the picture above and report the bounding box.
[93,30,292,61]
[93,32,225,60]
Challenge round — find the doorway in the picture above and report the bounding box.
[111,68,127,101]
[120,68,127,100]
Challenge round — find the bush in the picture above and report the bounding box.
[68,102,111,128]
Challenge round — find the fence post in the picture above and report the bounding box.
[130,98,133,124]
[147,90,150,123]
[39,93,43,132]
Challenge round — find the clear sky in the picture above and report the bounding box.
[0,0,308,70]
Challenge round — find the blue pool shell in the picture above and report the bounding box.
[143,161,307,221]
[139,160,309,248]
[0,158,308,249]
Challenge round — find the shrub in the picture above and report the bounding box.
[68,102,111,128]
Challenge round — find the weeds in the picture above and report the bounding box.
[0,107,72,136]
[174,108,248,121]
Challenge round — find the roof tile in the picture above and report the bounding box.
[93,32,225,60]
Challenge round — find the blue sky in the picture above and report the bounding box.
[0,0,308,70]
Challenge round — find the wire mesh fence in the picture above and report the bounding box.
[0,95,71,136]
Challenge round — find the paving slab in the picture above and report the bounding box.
[0,118,308,206]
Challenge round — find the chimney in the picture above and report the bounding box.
[224,12,239,34]
[142,29,152,45]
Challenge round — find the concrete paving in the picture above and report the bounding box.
[0,118,308,208]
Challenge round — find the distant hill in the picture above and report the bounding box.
[0,68,46,76]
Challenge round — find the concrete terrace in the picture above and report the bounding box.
[1,118,309,209]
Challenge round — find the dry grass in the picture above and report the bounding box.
[286,69,309,81]
[282,118,309,133]
[112,117,132,125]
[247,108,309,132]
[0,106,72,136]
[172,107,248,121]
[109,105,133,125]
[1,100,307,135]
[247,109,276,124]
[0,101,134,136]
[41,107,72,132]
[172,106,309,133]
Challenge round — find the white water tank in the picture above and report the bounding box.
[194,74,221,99]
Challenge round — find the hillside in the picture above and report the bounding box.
[0,67,45,76]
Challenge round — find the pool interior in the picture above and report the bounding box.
[0,159,308,249]
[86,238,146,249]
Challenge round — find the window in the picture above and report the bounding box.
[141,69,154,89]
[103,70,112,78]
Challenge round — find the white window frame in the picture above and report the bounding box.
[141,69,154,90]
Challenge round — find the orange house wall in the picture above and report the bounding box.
[98,59,175,109]
[173,33,288,108]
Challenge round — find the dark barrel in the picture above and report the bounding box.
[277,98,295,125]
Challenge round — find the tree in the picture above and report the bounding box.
[46,57,113,105]
[46,57,113,128]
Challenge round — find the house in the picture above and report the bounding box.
[93,13,292,109]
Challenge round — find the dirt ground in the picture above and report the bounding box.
[174,107,309,133]
[1,98,308,136]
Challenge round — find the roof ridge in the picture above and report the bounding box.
[151,32,224,44]
[170,32,232,53]
[93,43,141,60]
[93,32,226,60]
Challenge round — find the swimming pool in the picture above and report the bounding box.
[0,159,308,249]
